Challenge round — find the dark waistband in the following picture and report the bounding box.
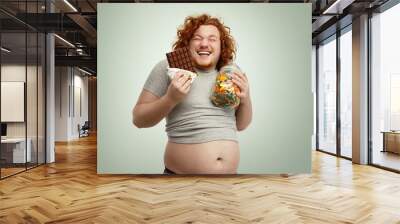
[163,167,176,175]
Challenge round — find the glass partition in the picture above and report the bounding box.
[1,31,28,177]
[0,1,46,179]
[317,36,337,155]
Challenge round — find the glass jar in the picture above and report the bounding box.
[210,64,241,109]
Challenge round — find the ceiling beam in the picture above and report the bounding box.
[55,55,96,68]
[322,0,356,14]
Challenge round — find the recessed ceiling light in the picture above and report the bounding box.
[77,67,93,76]
[1,47,11,53]
[63,0,78,12]
[54,34,75,48]
[322,0,354,15]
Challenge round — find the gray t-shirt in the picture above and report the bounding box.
[143,59,237,144]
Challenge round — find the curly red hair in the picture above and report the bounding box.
[172,14,236,70]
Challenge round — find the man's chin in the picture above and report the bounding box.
[194,61,214,70]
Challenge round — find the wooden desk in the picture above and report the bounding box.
[381,131,400,154]
[1,138,31,163]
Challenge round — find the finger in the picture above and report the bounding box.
[236,72,248,83]
[177,74,189,84]
[232,72,246,83]
[242,73,248,82]
[232,79,245,90]
[173,72,183,80]
[181,77,192,90]
[232,76,243,86]
[234,76,248,91]
[183,82,192,93]
[174,72,185,81]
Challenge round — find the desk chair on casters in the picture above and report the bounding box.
[78,121,90,138]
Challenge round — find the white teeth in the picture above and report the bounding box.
[198,51,211,56]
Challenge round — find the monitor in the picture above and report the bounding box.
[1,123,7,137]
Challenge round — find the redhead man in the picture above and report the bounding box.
[132,14,252,174]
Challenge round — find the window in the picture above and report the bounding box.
[317,36,337,154]
[371,3,400,171]
[339,28,352,158]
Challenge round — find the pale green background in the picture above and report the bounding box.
[98,3,312,174]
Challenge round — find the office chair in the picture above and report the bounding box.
[79,121,90,138]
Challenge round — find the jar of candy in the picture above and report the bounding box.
[210,64,241,109]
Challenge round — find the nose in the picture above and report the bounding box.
[200,38,209,47]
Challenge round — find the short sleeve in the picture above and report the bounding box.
[143,60,170,97]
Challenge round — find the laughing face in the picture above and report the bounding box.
[189,25,221,71]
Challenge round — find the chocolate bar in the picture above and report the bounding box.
[166,47,195,72]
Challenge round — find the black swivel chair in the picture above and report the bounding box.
[79,121,90,138]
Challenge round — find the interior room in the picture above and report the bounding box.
[0,0,399,223]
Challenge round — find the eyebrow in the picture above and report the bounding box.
[193,34,219,38]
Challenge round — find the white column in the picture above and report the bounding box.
[45,0,55,163]
[46,33,55,163]
[352,14,369,164]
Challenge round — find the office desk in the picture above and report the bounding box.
[381,131,400,154]
[1,138,31,163]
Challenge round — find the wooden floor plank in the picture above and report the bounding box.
[0,133,400,223]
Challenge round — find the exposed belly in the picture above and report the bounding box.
[164,140,240,174]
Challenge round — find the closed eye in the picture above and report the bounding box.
[192,36,202,41]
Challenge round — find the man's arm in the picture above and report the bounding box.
[132,91,177,128]
[235,98,252,131]
[232,71,252,131]
[133,73,191,128]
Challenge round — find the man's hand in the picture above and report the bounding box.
[165,72,192,104]
[232,71,252,131]
[231,71,250,104]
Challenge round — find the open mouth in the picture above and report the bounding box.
[197,51,211,57]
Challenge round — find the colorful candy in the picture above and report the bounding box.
[211,64,241,109]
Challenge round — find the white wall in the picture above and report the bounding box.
[55,67,69,141]
[1,65,40,137]
[55,67,89,141]
[72,72,89,138]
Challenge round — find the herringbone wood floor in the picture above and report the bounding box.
[1,133,400,224]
